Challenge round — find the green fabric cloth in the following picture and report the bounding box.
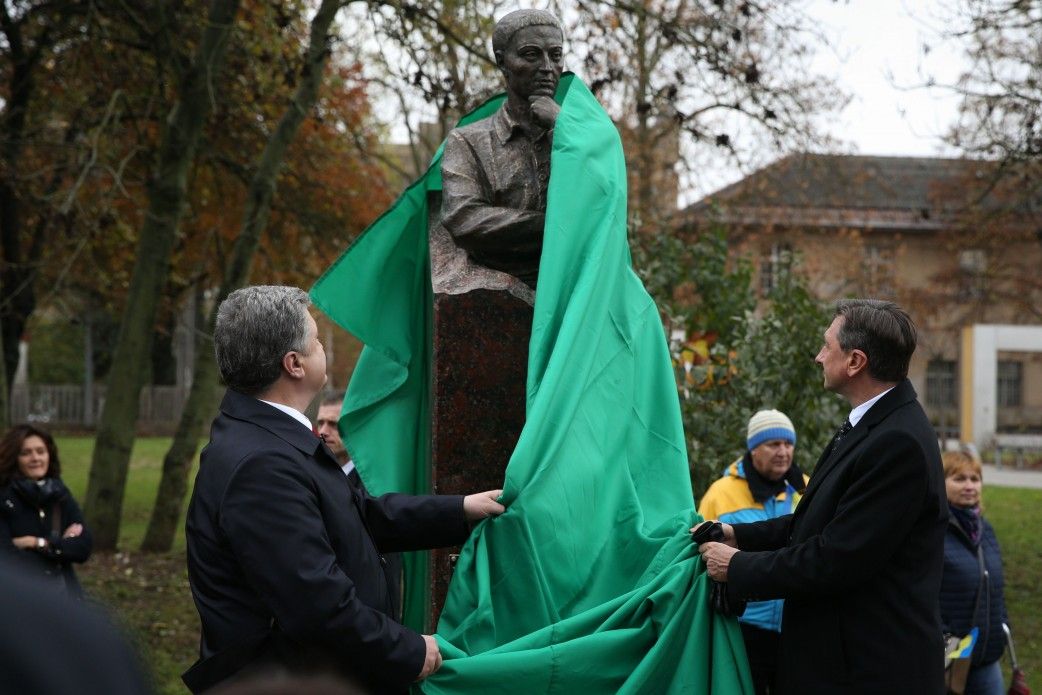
[311,91,504,630]
[312,74,751,694]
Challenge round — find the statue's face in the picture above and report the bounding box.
[498,25,564,102]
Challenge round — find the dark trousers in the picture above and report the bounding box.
[740,622,781,695]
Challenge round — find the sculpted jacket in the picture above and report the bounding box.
[183,390,469,693]
[728,379,948,694]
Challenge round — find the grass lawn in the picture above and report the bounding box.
[55,437,1042,693]
[59,436,199,695]
[983,485,1041,690]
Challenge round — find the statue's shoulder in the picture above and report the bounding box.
[448,106,502,143]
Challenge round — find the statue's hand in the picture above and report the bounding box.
[529,95,560,129]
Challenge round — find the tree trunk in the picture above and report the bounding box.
[140,0,344,552]
[140,284,218,552]
[84,0,240,550]
[0,14,36,390]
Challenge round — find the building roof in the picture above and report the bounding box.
[682,153,1028,232]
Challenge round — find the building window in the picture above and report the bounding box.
[864,244,894,297]
[997,360,1022,407]
[958,248,987,300]
[925,359,957,407]
[760,243,792,295]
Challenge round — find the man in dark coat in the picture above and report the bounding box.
[183,286,505,694]
[695,299,947,694]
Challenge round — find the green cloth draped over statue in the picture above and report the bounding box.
[310,73,752,694]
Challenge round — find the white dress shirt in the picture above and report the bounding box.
[847,386,895,428]
[258,399,313,432]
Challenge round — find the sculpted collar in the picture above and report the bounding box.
[494,102,551,144]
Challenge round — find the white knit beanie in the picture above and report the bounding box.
[747,409,796,451]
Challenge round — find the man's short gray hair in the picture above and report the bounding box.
[492,9,563,57]
[214,285,312,396]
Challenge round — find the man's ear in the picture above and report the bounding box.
[846,349,869,378]
[494,50,505,69]
[281,351,305,381]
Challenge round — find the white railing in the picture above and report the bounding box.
[9,384,188,431]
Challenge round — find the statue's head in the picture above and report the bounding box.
[492,9,564,103]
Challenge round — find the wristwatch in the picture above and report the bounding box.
[36,537,45,549]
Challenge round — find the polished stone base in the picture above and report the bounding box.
[428,289,532,628]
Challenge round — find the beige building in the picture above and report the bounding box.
[681,153,1042,440]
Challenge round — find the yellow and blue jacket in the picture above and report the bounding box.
[697,458,808,633]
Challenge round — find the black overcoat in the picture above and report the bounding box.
[728,379,947,694]
[0,476,92,596]
[183,390,469,693]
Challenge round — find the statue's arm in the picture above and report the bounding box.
[440,131,544,256]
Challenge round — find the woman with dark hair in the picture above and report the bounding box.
[0,424,92,597]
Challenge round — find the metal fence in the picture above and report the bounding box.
[9,384,188,432]
[992,433,1042,470]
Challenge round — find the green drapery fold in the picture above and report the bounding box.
[312,74,751,694]
[311,92,504,631]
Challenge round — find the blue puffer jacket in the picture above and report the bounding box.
[697,458,806,633]
[939,509,1008,666]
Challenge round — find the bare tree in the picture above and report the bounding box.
[919,1,1042,321]
[571,0,844,226]
[343,0,507,181]
[84,0,241,550]
[0,1,87,392]
[943,0,1042,162]
[141,0,349,552]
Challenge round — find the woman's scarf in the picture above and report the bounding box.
[743,451,805,503]
[11,477,67,509]
[949,503,981,545]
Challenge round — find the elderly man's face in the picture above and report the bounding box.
[750,439,794,482]
[499,25,564,102]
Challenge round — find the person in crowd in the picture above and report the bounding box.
[940,449,1009,695]
[183,285,505,694]
[316,391,354,476]
[0,423,92,597]
[697,408,807,694]
[0,559,151,694]
[316,389,403,619]
[694,299,947,694]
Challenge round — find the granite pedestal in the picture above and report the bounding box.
[428,289,531,627]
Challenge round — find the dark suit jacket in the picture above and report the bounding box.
[183,390,469,693]
[728,379,947,694]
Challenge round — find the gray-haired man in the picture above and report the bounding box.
[183,286,504,693]
[695,299,946,693]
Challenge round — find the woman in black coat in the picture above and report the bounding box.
[0,424,92,597]
[940,450,1008,695]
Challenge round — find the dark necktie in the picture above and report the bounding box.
[834,419,853,444]
[822,419,853,461]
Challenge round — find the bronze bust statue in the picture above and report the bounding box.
[431,9,564,303]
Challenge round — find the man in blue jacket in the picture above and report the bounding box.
[183,286,505,694]
[698,408,806,694]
